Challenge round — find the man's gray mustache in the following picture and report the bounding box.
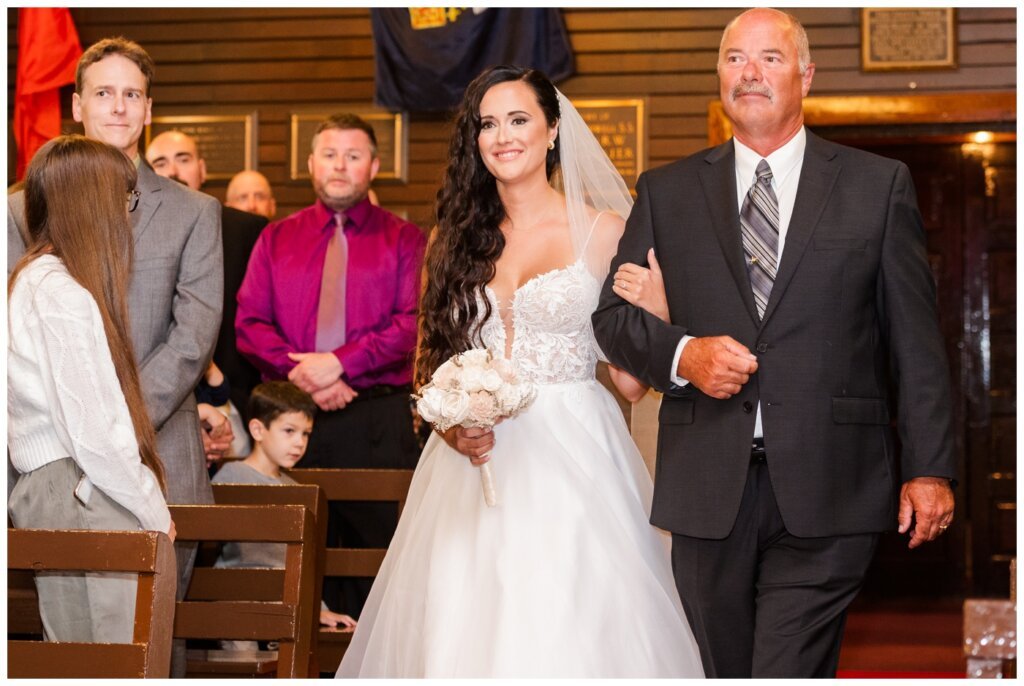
[731,84,774,101]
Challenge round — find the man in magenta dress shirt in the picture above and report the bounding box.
[236,113,425,617]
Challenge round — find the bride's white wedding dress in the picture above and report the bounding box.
[337,257,704,678]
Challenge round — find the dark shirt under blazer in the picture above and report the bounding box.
[216,205,267,418]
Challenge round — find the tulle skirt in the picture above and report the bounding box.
[337,379,704,678]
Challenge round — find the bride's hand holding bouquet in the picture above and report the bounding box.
[415,349,535,506]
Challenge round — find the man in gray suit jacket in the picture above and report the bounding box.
[8,37,222,676]
[145,129,268,430]
[593,9,955,678]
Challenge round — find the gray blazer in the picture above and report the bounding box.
[8,161,223,506]
[593,130,955,539]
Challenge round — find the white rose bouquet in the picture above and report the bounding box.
[415,349,536,507]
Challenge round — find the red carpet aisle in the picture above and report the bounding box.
[837,601,964,678]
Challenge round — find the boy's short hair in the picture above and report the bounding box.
[248,381,317,427]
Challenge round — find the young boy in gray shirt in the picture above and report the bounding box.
[213,381,355,649]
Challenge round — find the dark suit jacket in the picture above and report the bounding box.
[592,130,955,539]
[216,206,267,419]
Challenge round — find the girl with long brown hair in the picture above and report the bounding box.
[8,135,174,644]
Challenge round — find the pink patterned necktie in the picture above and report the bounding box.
[315,212,348,352]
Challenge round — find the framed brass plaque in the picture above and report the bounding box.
[571,98,646,191]
[861,8,957,72]
[289,110,408,183]
[145,113,258,180]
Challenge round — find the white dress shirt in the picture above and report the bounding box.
[669,127,807,438]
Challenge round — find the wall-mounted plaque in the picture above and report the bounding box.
[861,8,957,72]
[571,98,646,191]
[289,110,408,183]
[145,113,257,180]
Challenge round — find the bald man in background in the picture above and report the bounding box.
[146,131,268,423]
[226,169,277,220]
[145,129,208,189]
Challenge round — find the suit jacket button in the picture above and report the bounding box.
[742,401,753,413]
[756,342,768,353]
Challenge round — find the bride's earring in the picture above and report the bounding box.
[548,140,555,151]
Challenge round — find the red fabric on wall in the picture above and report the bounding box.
[15,8,83,179]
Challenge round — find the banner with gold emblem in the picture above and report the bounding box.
[371,8,573,112]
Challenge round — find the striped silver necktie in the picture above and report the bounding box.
[740,159,779,319]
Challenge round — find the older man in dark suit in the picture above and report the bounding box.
[593,8,955,678]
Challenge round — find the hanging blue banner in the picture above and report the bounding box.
[371,8,574,112]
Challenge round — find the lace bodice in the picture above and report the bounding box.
[480,259,604,385]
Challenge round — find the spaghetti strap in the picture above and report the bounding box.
[579,210,605,253]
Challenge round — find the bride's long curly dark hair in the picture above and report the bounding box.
[416,65,561,389]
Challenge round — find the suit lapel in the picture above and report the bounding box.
[698,141,760,325]
[759,131,840,326]
[132,161,163,245]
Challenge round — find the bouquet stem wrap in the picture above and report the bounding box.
[479,462,497,507]
[414,349,536,508]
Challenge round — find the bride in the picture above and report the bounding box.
[336,64,703,678]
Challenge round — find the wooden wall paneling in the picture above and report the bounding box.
[74,16,373,44]
[70,8,367,24]
[7,7,1018,225]
[145,38,375,63]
